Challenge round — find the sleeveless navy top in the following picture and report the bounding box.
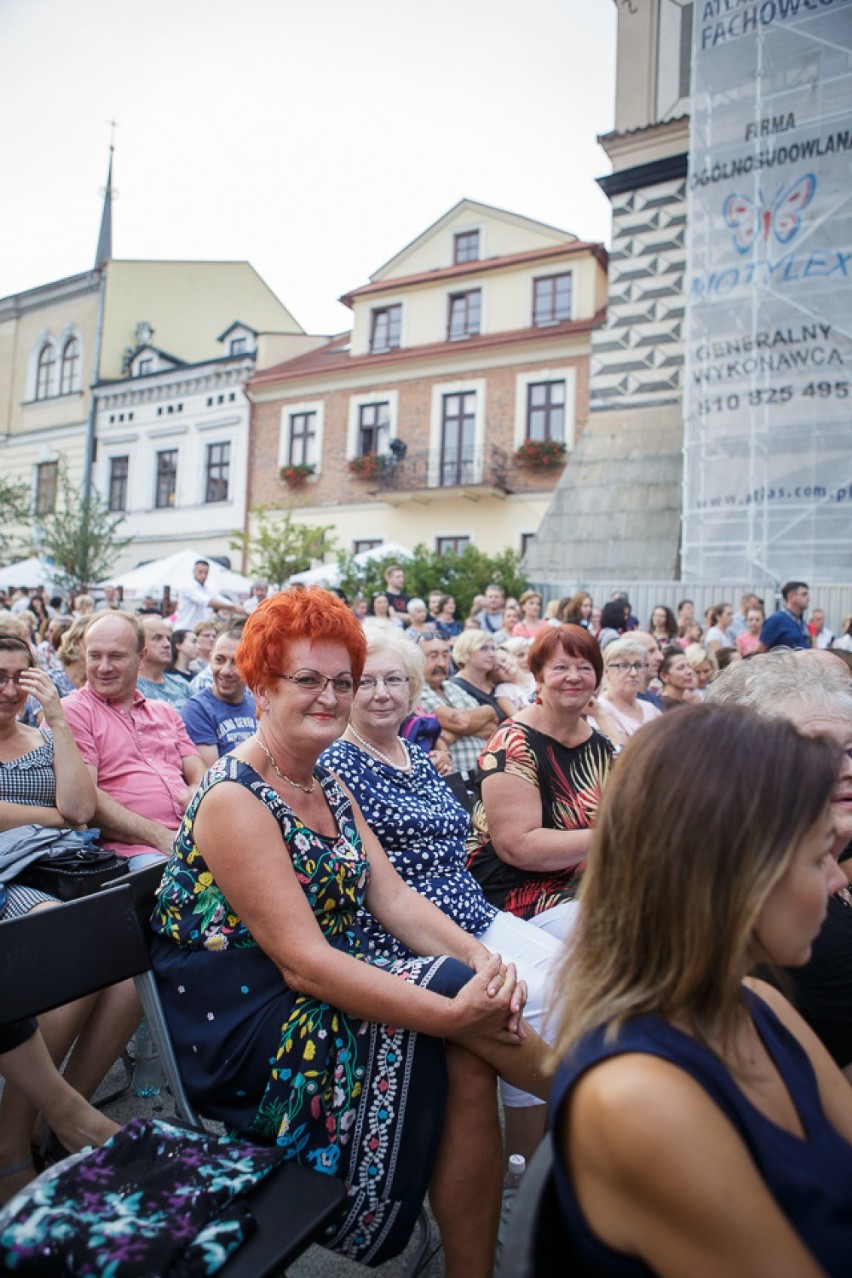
[550,991,852,1276]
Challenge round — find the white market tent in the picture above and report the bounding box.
[0,556,61,591]
[288,542,414,588]
[100,548,253,602]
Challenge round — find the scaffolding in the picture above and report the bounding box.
[682,1,852,583]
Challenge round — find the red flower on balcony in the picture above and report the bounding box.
[513,439,567,471]
[348,454,384,479]
[280,462,315,489]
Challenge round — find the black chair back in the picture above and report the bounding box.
[0,884,149,1026]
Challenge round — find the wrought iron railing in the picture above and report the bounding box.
[374,445,512,493]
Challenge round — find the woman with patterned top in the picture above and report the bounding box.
[321,623,565,1162]
[466,625,614,939]
[150,589,554,1275]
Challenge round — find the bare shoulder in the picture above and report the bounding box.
[568,1051,716,1161]
[562,1047,830,1276]
[194,773,272,829]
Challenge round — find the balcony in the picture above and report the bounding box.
[370,445,513,504]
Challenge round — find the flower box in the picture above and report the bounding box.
[513,439,568,471]
[348,454,384,479]
[280,463,315,489]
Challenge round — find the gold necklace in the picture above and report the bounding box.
[347,725,410,772]
[253,734,316,794]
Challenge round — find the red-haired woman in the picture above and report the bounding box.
[466,625,614,941]
[150,588,552,1276]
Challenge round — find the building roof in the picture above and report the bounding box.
[340,240,606,308]
[250,309,606,390]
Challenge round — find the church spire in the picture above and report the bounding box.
[94,132,115,270]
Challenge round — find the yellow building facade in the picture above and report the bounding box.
[247,199,607,564]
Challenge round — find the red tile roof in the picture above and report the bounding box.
[250,310,606,390]
[339,240,607,307]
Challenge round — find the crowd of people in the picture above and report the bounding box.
[1,561,852,1275]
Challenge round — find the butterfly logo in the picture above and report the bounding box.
[722,174,817,254]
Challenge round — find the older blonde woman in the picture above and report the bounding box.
[685,642,718,696]
[450,629,505,719]
[590,637,661,747]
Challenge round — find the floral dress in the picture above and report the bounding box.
[150,757,471,1267]
[465,721,614,920]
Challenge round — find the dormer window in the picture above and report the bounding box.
[454,230,480,264]
[218,322,256,357]
[137,357,153,376]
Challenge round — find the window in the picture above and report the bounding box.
[155,450,177,508]
[137,357,153,376]
[370,305,402,354]
[656,0,693,119]
[288,411,317,466]
[358,402,390,456]
[108,456,129,512]
[533,274,572,327]
[526,380,565,442]
[229,337,247,355]
[447,291,481,341]
[453,231,479,264]
[59,338,81,395]
[520,532,536,557]
[205,442,231,503]
[34,461,58,515]
[440,392,476,485]
[35,345,54,400]
[353,539,383,554]
[436,535,470,555]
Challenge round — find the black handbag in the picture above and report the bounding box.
[17,845,129,901]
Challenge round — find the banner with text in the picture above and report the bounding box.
[682,0,852,581]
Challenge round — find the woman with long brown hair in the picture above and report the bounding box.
[549,706,852,1276]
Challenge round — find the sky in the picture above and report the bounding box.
[1,0,617,335]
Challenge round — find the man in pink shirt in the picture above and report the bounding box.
[62,611,204,867]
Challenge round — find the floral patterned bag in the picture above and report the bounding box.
[0,1117,285,1276]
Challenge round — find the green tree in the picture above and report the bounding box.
[232,505,338,587]
[336,544,528,616]
[35,465,131,591]
[0,477,33,564]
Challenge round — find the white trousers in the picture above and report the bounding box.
[477,902,579,1107]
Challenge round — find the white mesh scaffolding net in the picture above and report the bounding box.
[682,0,852,582]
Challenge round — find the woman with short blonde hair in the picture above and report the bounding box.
[590,637,661,747]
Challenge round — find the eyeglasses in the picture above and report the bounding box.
[0,673,26,689]
[412,629,442,644]
[275,672,356,696]
[356,674,410,692]
[607,662,648,674]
